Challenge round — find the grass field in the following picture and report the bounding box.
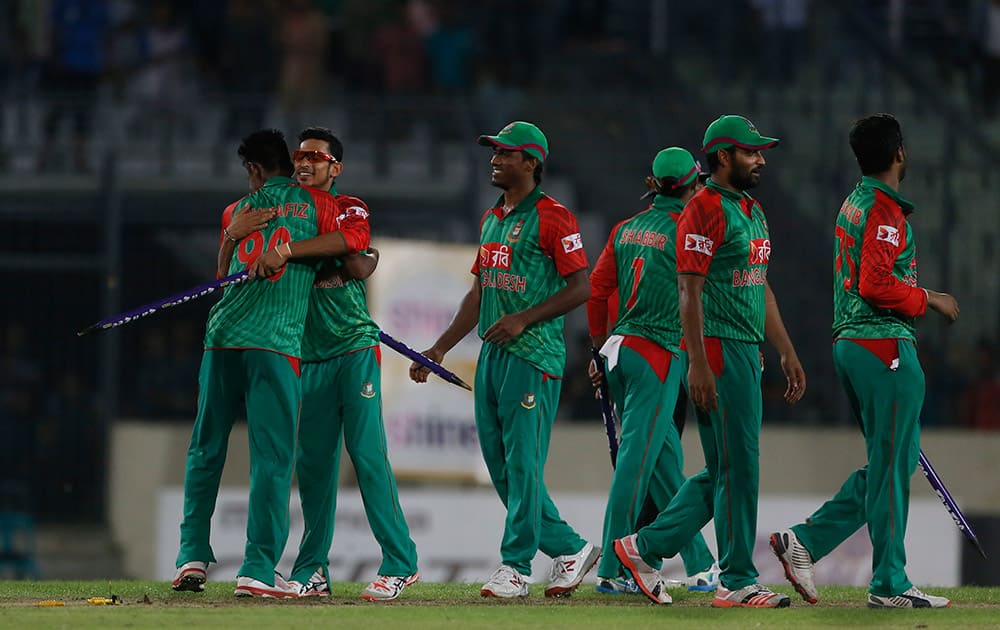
[2,581,999,628]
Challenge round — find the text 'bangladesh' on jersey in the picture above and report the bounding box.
[832,176,927,341]
[301,194,380,361]
[204,177,364,357]
[472,187,588,377]
[589,195,684,353]
[675,180,770,343]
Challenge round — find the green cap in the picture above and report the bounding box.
[478,121,549,162]
[652,147,704,187]
[701,115,779,153]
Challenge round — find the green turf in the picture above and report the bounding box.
[1,581,998,628]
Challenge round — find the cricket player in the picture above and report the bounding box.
[614,115,805,608]
[281,127,419,602]
[409,122,600,598]
[587,148,718,600]
[770,113,958,609]
[171,129,368,598]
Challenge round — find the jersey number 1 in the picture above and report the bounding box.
[625,257,645,310]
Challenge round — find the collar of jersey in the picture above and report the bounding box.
[705,177,753,202]
[263,175,297,188]
[491,186,544,219]
[651,195,685,213]
[860,176,915,214]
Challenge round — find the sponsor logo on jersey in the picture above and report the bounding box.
[748,238,771,265]
[561,232,583,254]
[521,392,536,409]
[684,233,714,256]
[506,218,525,243]
[337,206,369,223]
[877,225,900,247]
[361,381,376,398]
[479,242,512,270]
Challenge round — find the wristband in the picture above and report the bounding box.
[223,227,238,243]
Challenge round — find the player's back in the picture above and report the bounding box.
[205,176,334,357]
[611,202,683,352]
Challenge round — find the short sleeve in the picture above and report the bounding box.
[676,193,727,276]
[538,201,588,277]
[335,197,371,254]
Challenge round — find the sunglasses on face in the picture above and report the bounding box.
[292,149,338,164]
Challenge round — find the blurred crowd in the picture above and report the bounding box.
[2,0,1000,172]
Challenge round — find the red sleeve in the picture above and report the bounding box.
[470,209,494,275]
[586,225,622,337]
[858,197,927,317]
[538,198,588,276]
[676,192,726,275]
[219,200,242,246]
[334,196,371,254]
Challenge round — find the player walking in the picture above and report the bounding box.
[281,127,419,602]
[171,129,367,598]
[614,115,805,608]
[587,148,718,600]
[409,122,600,598]
[770,113,958,609]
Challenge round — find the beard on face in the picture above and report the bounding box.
[729,162,761,191]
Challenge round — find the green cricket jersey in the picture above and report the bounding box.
[301,194,380,361]
[204,176,338,357]
[832,176,925,341]
[675,179,770,343]
[594,196,684,352]
[473,187,589,377]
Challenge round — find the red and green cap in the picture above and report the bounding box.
[701,115,779,153]
[652,147,705,188]
[478,121,549,162]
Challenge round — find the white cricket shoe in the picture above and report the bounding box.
[233,572,299,598]
[361,572,419,601]
[545,542,601,597]
[712,583,790,608]
[480,565,529,598]
[171,561,207,592]
[770,529,818,603]
[289,567,330,597]
[867,587,951,609]
[613,535,672,605]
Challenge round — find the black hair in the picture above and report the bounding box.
[706,148,731,173]
[238,129,294,176]
[519,150,543,184]
[849,113,903,175]
[298,126,344,161]
[648,176,697,199]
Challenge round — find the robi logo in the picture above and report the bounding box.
[748,238,771,265]
[479,242,512,270]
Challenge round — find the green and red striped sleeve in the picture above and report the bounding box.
[537,197,588,276]
[858,194,927,317]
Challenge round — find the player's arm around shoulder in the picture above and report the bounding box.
[248,190,369,278]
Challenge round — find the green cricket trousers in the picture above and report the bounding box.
[791,339,923,597]
[598,344,714,579]
[290,346,417,583]
[177,349,300,585]
[634,339,762,590]
[475,342,587,576]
